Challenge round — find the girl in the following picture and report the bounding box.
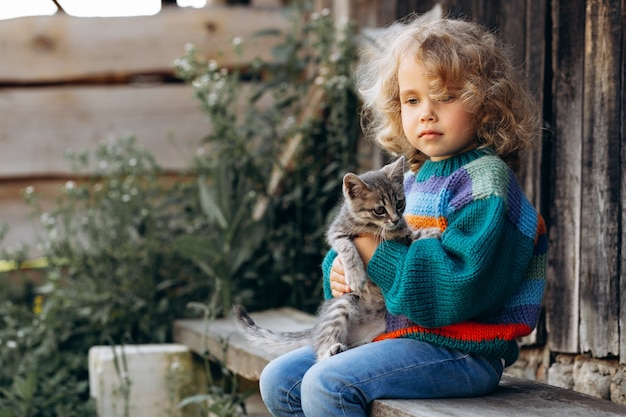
[260,12,547,417]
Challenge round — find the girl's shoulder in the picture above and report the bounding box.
[434,150,516,202]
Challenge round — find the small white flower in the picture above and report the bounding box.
[40,213,55,226]
[128,158,137,167]
[208,60,219,72]
[24,186,35,194]
[99,160,108,170]
[184,43,195,53]
[232,36,243,46]
[207,92,218,107]
[64,181,76,191]
[6,341,17,349]
[330,52,342,62]
[122,194,131,203]
[321,8,331,16]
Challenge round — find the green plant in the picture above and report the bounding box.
[173,3,361,314]
[172,160,267,315]
[0,300,95,417]
[0,137,212,415]
[175,303,253,417]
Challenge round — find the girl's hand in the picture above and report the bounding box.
[330,257,351,297]
[329,234,380,298]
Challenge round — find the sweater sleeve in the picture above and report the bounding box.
[367,195,536,328]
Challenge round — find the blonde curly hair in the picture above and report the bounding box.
[357,12,541,172]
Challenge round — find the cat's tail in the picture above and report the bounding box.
[233,305,311,354]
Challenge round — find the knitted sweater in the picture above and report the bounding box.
[322,149,547,366]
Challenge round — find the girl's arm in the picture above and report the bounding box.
[367,197,536,328]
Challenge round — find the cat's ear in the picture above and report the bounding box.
[343,173,368,200]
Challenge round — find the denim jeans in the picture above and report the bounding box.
[259,339,504,417]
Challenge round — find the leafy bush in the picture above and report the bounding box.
[0,2,361,415]
[173,5,360,313]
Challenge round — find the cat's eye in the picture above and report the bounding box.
[396,199,405,212]
[373,206,386,216]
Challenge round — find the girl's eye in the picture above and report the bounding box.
[396,199,405,212]
[406,98,419,105]
[373,206,386,216]
[435,95,455,103]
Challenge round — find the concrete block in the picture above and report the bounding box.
[507,347,549,382]
[547,354,575,390]
[573,356,618,400]
[89,344,200,417]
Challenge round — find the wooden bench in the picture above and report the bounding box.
[174,308,626,417]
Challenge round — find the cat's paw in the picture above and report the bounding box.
[316,343,348,360]
[345,271,368,294]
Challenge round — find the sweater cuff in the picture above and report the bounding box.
[367,240,409,293]
[321,249,338,300]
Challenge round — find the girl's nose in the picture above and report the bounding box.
[420,104,436,122]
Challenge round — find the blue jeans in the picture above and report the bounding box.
[259,339,504,417]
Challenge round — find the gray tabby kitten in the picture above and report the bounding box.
[234,156,440,361]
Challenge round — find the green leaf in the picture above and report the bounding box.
[13,373,35,401]
[178,393,212,408]
[0,408,15,417]
[198,176,227,228]
[172,235,222,263]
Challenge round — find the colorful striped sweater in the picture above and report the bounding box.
[322,148,547,366]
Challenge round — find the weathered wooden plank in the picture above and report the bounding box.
[620,3,626,367]
[0,84,209,177]
[371,376,626,417]
[544,0,584,354]
[519,0,547,207]
[173,308,317,381]
[0,5,289,83]
[579,0,622,358]
[513,0,548,349]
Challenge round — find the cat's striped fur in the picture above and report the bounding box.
[234,156,440,361]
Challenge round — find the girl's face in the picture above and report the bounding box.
[398,57,478,161]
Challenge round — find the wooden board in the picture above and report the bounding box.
[370,376,626,417]
[578,0,622,358]
[545,0,585,354]
[0,84,209,177]
[173,308,317,381]
[0,5,289,83]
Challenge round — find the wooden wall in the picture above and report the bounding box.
[0,2,288,249]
